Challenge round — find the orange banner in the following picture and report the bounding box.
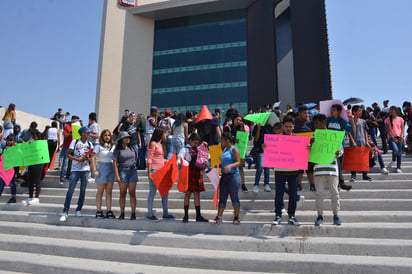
[152,154,179,197]
[177,157,189,192]
[342,146,370,171]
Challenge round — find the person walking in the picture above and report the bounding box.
[385,106,405,173]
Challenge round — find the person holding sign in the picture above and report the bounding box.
[213,132,241,224]
[59,115,79,184]
[252,120,272,193]
[272,117,301,226]
[147,128,174,221]
[311,114,342,226]
[223,113,248,192]
[0,134,17,204]
[60,126,93,222]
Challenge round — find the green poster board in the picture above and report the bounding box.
[244,112,271,125]
[3,145,24,170]
[235,131,249,159]
[309,129,345,165]
[22,140,50,166]
[72,123,81,140]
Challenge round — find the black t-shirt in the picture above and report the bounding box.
[209,116,221,145]
[195,120,212,144]
[294,119,313,133]
[225,108,238,122]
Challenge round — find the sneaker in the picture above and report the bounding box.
[130,213,136,220]
[241,184,248,193]
[28,198,39,205]
[106,211,116,219]
[232,217,240,225]
[60,213,68,222]
[333,215,342,226]
[296,195,305,209]
[349,176,356,182]
[59,178,69,184]
[264,184,272,192]
[339,182,352,191]
[118,213,125,220]
[182,216,189,223]
[88,178,95,183]
[253,185,259,193]
[310,184,316,192]
[196,216,208,222]
[95,211,105,219]
[314,215,323,226]
[396,168,403,173]
[7,197,16,204]
[363,176,373,182]
[75,211,82,217]
[381,168,389,174]
[272,216,281,225]
[387,161,395,169]
[298,184,302,191]
[213,216,222,224]
[288,216,301,226]
[147,215,158,221]
[21,198,30,206]
[163,214,175,219]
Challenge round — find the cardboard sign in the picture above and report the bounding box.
[235,131,249,159]
[296,131,315,138]
[3,140,49,169]
[342,146,370,171]
[263,134,310,170]
[209,144,222,168]
[309,130,345,165]
[177,157,189,192]
[151,154,179,197]
[0,155,15,187]
[206,168,219,189]
[244,112,271,125]
[2,144,24,170]
[71,123,81,140]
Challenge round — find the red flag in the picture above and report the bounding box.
[0,155,15,187]
[342,146,370,171]
[49,152,57,170]
[213,184,219,209]
[152,154,179,197]
[177,157,189,192]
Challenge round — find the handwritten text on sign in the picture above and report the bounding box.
[263,134,310,169]
[309,130,345,165]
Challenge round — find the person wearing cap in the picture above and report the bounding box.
[146,106,159,147]
[112,131,138,220]
[120,112,142,164]
[60,126,93,222]
[59,115,79,183]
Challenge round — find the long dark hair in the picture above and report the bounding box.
[221,131,234,145]
[150,128,165,143]
[389,106,398,127]
[173,113,186,127]
[7,103,16,112]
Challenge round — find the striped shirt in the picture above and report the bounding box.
[314,159,339,176]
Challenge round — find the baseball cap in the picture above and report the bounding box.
[78,126,92,135]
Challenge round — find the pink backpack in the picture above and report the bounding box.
[189,143,209,170]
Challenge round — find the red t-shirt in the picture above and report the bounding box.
[62,124,73,148]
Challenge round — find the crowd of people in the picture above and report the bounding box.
[0,99,411,226]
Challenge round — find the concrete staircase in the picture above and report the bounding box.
[1,151,412,273]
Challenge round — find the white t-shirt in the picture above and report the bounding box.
[47,128,58,141]
[88,122,100,145]
[146,116,155,134]
[69,139,93,171]
[93,144,114,163]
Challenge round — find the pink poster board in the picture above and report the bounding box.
[0,155,15,186]
[319,99,349,122]
[263,134,310,169]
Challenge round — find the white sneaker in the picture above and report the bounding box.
[381,168,389,174]
[60,213,68,222]
[387,161,395,169]
[282,208,287,214]
[21,198,30,206]
[396,168,403,173]
[253,185,259,193]
[264,184,272,192]
[88,178,95,183]
[75,211,83,217]
[28,198,39,205]
[296,195,305,209]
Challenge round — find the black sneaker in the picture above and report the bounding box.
[119,213,125,220]
[272,216,281,225]
[333,215,342,226]
[7,197,16,204]
[196,216,208,222]
[147,215,158,221]
[241,184,248,193]
[182,216,189,223]
[314,215,323,226]
[130,213,136,220]
[288,216,301,226]
[95,211,105,219]
[106,211,116,219]
[310,184,316,192]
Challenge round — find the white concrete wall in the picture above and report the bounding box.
[0,108,53,133]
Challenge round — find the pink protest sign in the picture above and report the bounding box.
[0,155,15,186]
[263,134,310,169]
[319,99,349,122]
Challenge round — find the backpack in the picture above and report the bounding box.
[189,143,209,170]
[71,140,93,157]
[158,117,172,136]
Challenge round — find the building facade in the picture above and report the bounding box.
[96,0,332,129]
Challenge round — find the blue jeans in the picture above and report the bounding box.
[367,127,377,146]
[0,176,16,197]
[137,135,146,169]
[388,138,402,169]
[147,169,168,217]
[275,173,298,217]
[254,153,269,186]
[172,137,184,156]
[219,173,241,208]
[165,137,173,160]
[63,171,89,213]
[60,147,69,180]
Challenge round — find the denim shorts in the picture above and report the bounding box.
[95,163,115,184]
[119,167,138,183]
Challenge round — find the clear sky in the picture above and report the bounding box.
[0,0,411,126]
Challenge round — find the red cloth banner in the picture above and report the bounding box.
[213,184,219,209]
[151,154,179,197]
[342,146,370,171]
[177,157,189,192]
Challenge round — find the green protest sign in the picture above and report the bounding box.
[244,112,271,125]
[72,123,81,140]
[3,145,24,170]
[309,129,345,165]
[22,140,50,166]
[235,131,249,159]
